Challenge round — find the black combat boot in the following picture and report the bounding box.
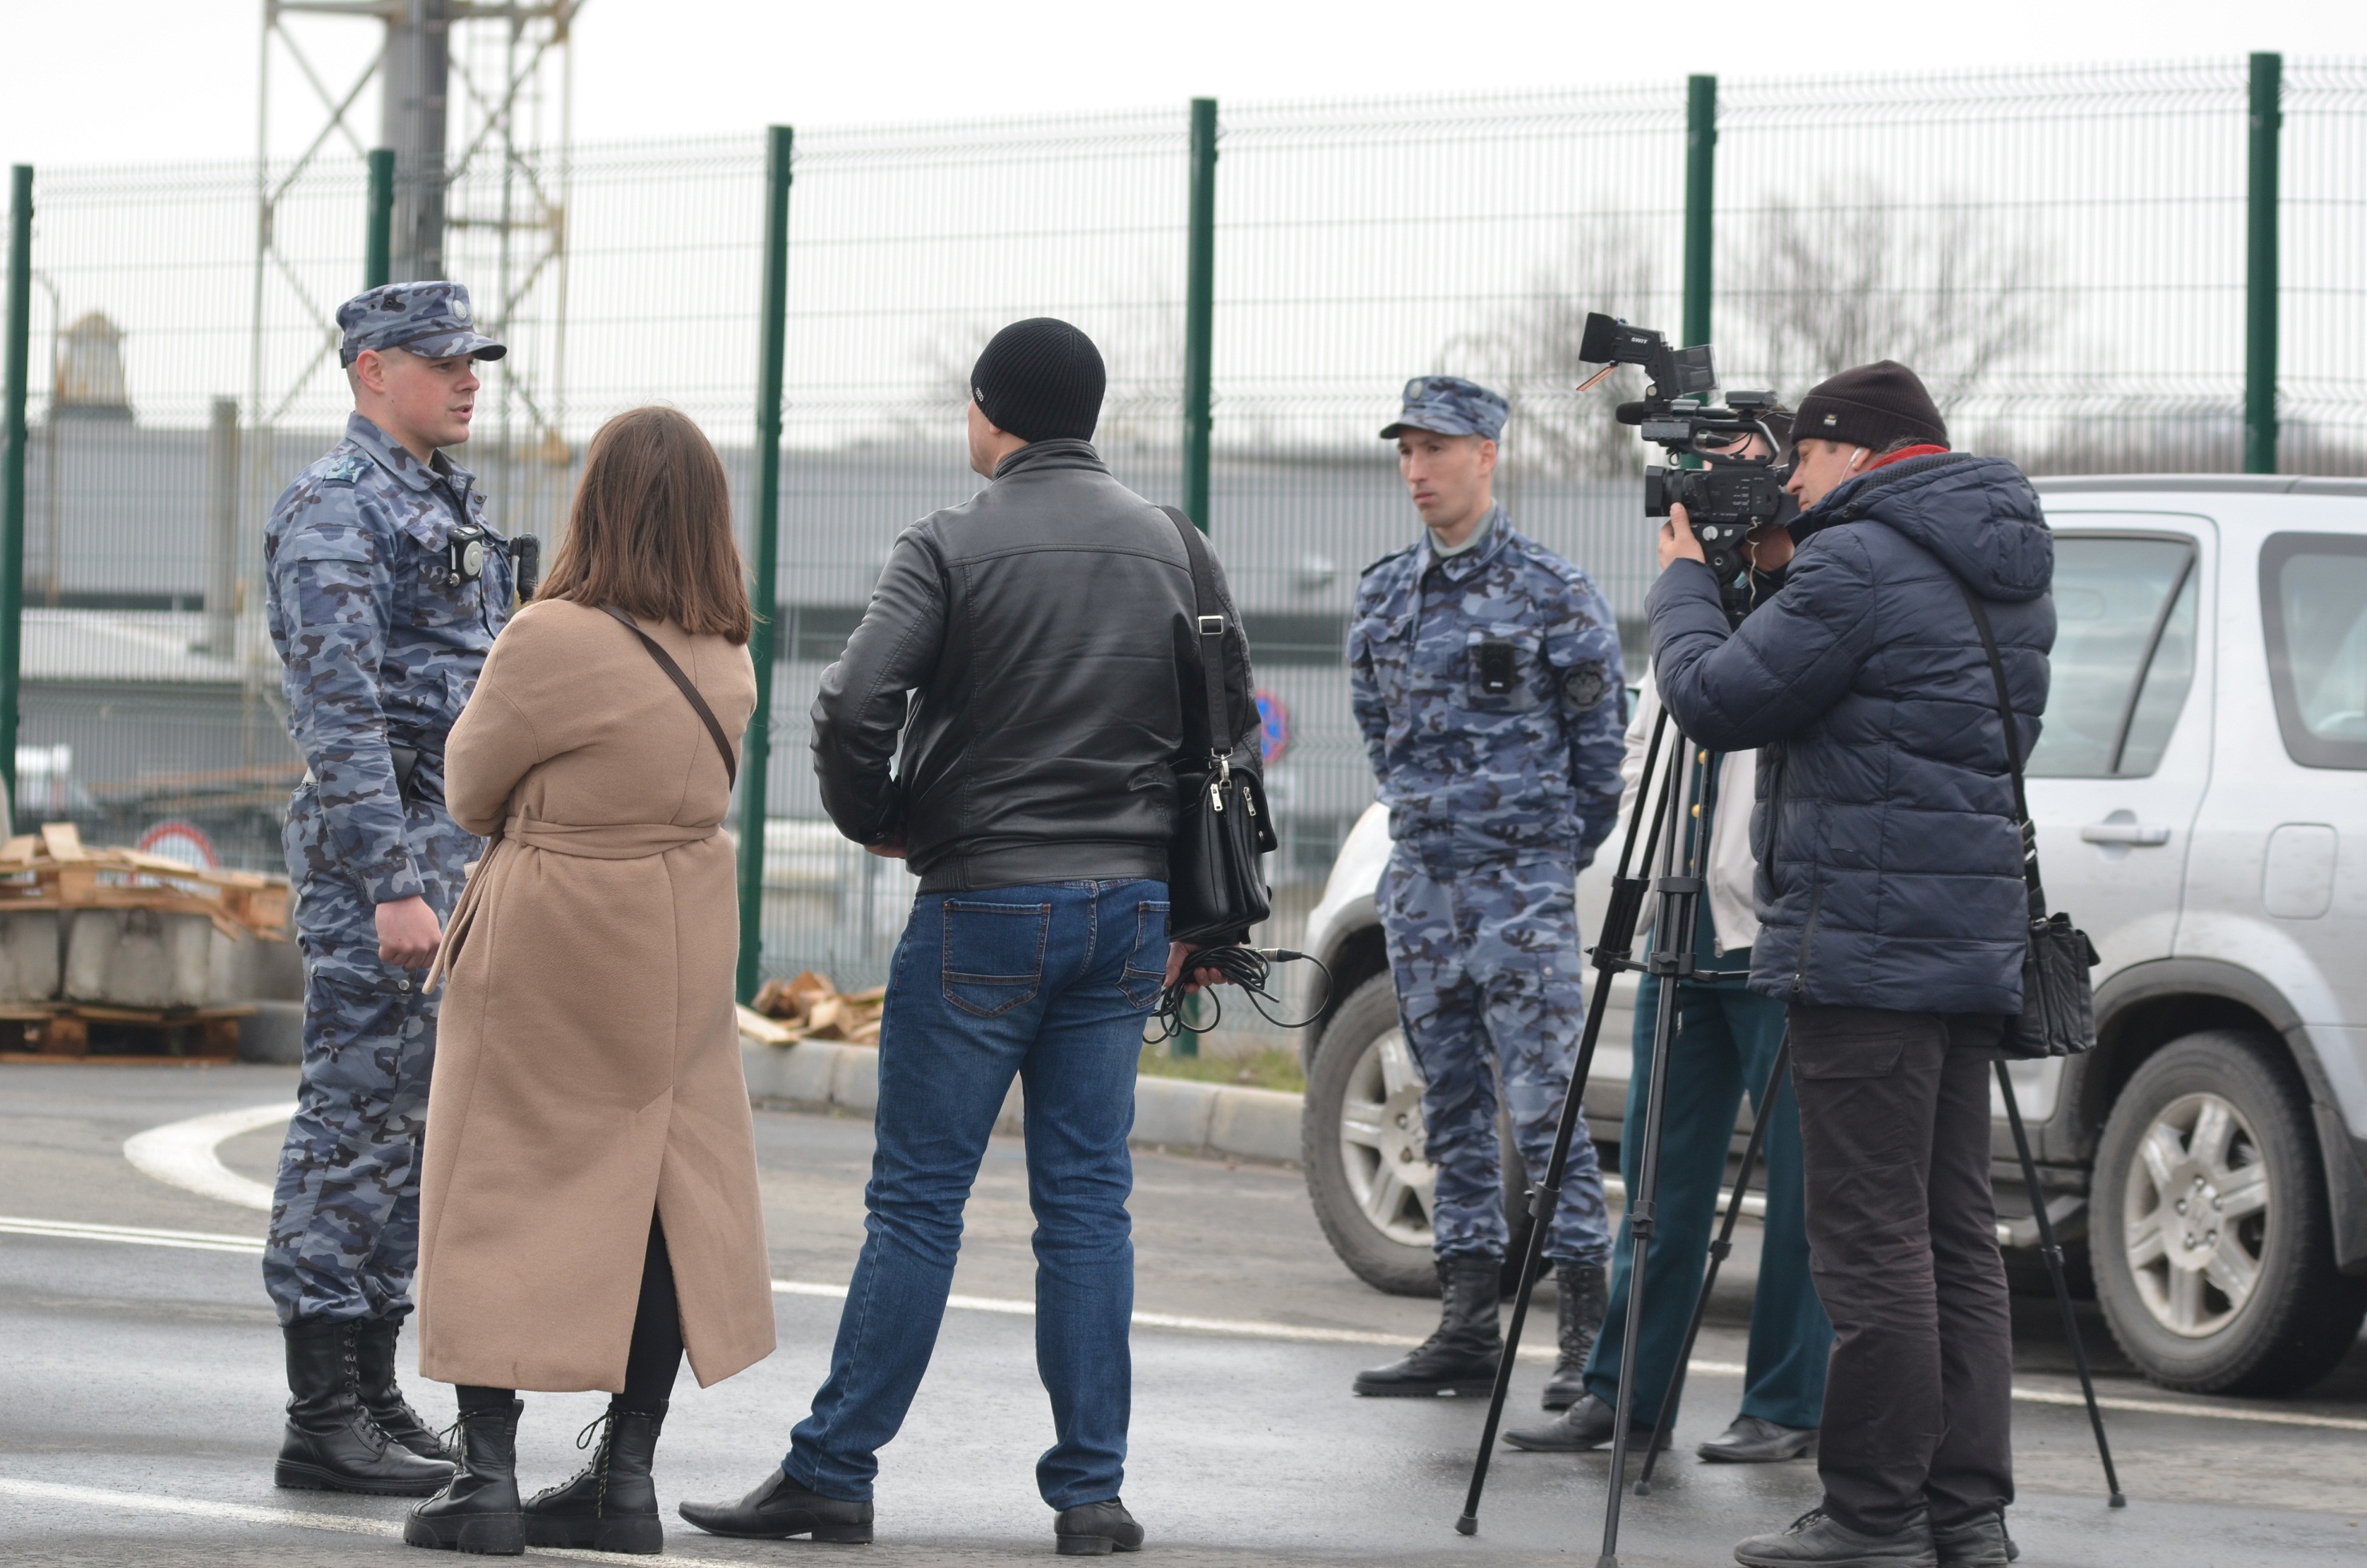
[276,1318,455,1497]
[1352,1255,1502,1397]
[353,1318,457,1465]
[521,1400,666,1555]
[1539,1259,1608,1410]
[405,1398,525,1555]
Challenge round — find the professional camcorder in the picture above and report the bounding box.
[1576,312,1787,620]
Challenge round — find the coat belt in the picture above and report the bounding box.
[426,814,720,992]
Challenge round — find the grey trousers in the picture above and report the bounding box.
[1786,1005,2014,1536]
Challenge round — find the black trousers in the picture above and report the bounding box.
[1786,1005,2013,1536]
[459,1213,683,1414]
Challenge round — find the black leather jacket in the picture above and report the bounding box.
[811,439,1260,893]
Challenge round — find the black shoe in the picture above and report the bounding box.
[275,1318,455,1498]
[1054,1498,1143,1557]
[1502,1391,1668,1453]
[1539,1259,1607,1410]
[405,1398,525,1555]
[1353,1255,1502,1397]
[676,1468,874,1543]
[353,1318,457,1465]
[1932,1510,2017,1567]
[1734,1506,1938,1567]
[522,1401,665,1554]
[1698,1414,1819,1464]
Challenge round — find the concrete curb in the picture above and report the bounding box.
[740,1037,1302,1166]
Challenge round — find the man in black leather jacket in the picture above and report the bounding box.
[681,319,1258,1558]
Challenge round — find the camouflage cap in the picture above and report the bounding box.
[337,281,506,367]
[1381,375,1509,443]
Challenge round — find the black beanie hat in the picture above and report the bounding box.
[1791,360,1948,453]
[970,318,1105,443]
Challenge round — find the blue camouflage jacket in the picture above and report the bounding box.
[266,412,512,905]
[1349,510,1628,869]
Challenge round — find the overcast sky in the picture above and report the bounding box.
[6,1,2365,167]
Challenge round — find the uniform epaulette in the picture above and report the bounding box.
[1508,533,1597,593]
[1358,543,1418,579]
[319,453,370,486]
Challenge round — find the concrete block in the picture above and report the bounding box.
[239,1001,306,1064]
[1207,1085,1305,1165]
[63,908,213,1008]
[831,1045,881,1113]
[0,911,61,1001]
[1130,1076,1216,1151]
[211,928,303,1004]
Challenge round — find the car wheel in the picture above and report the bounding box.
[2090,1029,2367,1395]
[1302,972,1527,1297]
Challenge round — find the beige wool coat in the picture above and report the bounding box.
[415,598,776,1393]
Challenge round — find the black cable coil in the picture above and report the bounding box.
[1149,946,1333,1041]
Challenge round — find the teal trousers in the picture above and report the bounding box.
[1582,965,1831,1430]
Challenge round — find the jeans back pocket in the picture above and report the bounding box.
[1117,899,1171,1010]
[941,899,1051,1018]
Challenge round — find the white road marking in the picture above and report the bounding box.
[0,1475,742,1563]
[0,1216,264,1253]
[2008,1385,2367,1434]
[121,1101,291,1213]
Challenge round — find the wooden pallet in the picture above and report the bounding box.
[0,1001,256,1064]
[0,823,289,940]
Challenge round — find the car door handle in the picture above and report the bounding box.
[2080,821,2172,845]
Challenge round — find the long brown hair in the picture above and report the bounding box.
[539,406,753,644]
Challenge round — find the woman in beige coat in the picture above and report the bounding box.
[405,407,775,1558]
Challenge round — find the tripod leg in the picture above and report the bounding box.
[1455,712,1677,1536]
[1994,1059,2125,1507]
[1635,1031,1792,1493]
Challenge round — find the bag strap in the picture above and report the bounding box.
[1158,505,1235,761]
[600,605,738,787]
[1949,577,2046,916]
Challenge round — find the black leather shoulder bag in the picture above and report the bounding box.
[1953,577,2100,1057]
[1157,507,1276,946]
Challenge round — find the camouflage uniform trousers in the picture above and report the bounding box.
[1379,848,1612,1267]
[263,780,477,1325]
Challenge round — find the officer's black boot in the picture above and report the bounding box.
[522,1399,666,1554]
[354,1317,458,1465]
[1352,1255,1502,1396]
[1539,1259,1609,1410]
[405,1397,525,1555]
[276,1318,455,1497]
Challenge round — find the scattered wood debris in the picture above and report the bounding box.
[748,969,885,1045]
[0,1002,255,1064]
[0,823,290,941]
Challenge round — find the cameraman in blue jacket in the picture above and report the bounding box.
[1647,362,2054,1568]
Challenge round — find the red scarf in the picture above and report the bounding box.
[1865,443,1949,472]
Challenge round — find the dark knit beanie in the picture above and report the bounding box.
[1791,360,1948,453]
[969,318,1105,443]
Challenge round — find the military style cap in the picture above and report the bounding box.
[1381,375,1509,443]
[337,281,506,367]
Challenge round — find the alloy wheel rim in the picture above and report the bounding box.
[2123,1090,2272,1338]
[1338,1028,1436,1247]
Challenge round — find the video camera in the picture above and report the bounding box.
[1575,313,1788,618]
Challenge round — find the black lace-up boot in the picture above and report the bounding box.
[404,1398,525,1555]
[522,1400,666,1554]
[1539,1259,1608,1410]
[275,1318,454,1497]
[1352,1255,1502,1396]
[353,1318,457,1465]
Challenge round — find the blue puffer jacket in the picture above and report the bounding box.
[1647,452,2056,1015]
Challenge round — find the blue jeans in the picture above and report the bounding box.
[784,880,1166,1508]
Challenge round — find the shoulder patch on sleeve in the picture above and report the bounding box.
[1562,660,1614,711]
[319,453,370,486]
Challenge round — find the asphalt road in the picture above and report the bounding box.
[4,1061,2365,1566]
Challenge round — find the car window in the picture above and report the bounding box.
[2027,536,2199,778]
[2261,532,2367,770]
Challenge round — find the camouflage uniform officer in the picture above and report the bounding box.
[263,282,511,1496]
[1347,376,1625,1406]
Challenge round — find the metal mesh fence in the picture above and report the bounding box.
[8,59,2365,1000]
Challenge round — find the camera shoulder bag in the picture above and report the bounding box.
[601,605,738,786]
[1158,506,1275,947]
[1952,576,2100,1057]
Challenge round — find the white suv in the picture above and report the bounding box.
[1295,475,2367,1396]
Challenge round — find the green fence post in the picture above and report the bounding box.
[2245,52,2281,475]
[1683,74,1716,352]
[737,125,793,1005]
[366,148,395,290]
[1182,98,1217,533]
[0,166,31,829]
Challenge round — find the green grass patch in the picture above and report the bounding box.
[1137,1041,1306,1094]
